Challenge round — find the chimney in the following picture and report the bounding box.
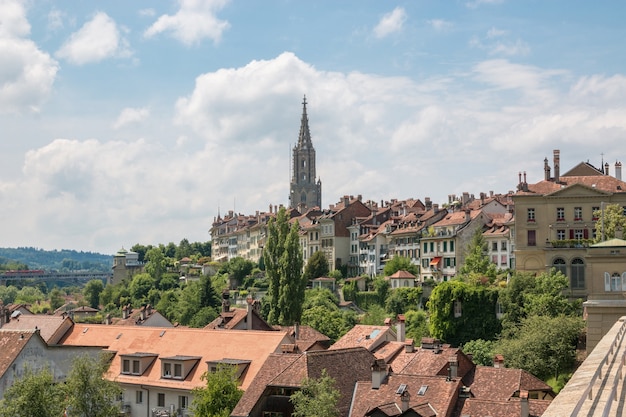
[425,197,432,211]
[246,297,254,330]
[146,304,152,316]
[122,305,129,320]
[294,322,300,340]
[553,149,560,182]
[605,162,610,175]
[433,204,439,214]
[494,354,505,368]
[371,359,388,389]
[396,315,406,342]
[616,161,622,181]
[104,313,112,325]
[448,355,458,379]
[140,306,146,321]
[343,196,350,207]
[221,291,230,313]
[520,390,529,417]
[404,339,415,353]
[400,389,410,413]
[544,157,550,181]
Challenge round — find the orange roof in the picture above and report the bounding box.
[387,270,416,279]
[59,324,291,390]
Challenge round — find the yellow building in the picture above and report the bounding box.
[513,150,626,298]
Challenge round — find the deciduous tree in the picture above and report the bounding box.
[383,256,418,276]
[83,279,104,309]
[593,203,626,242]
[290,369,340,417]
[303,250,329,281]
[191,365,243,417]
[0,367,65,417]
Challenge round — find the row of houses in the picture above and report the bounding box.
[0,296,555,417]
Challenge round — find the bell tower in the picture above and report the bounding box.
[289,96,322,211]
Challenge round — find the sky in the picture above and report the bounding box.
[1,0,626,255]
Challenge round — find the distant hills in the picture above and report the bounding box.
[0,247,111,273]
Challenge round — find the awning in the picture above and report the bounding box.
[429,257,442,266]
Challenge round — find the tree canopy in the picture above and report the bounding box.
[290,369,340,417]
[593,203,626,242]
[383,256,418,276]
[192,365,243,417]
[303,250,330,281]
[0,367,65,417]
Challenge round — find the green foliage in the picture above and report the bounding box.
[64,354,122,417]
[0,285,18,304]
[14,286,45,304]
[221,257,255,288]
[404,309,430,342]
[290,369,340,417]
[383,256,418,276]
[461,339,496,366]
[354,291,381,309]
[191,365,243,417]
[144,247,166,280]
[342,280,357,302]
[83,279,104,309]
[359,305,389,325]
[328,269,343,279]
[427,280,501,346]
[49,287,65,311]
[459,229,497,279]
[373,277,389,306]
[593,203,626,242]
[265,208,305,325]
[0,247,111,272]
[496,315,583,379]
[385,287,422,315]
[0,367,65,417]
[189,306,219,328]
[303,250,330,280]
[301,289,355,342]
[129,273,156,304]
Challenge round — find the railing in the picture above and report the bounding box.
[543,317,626,417]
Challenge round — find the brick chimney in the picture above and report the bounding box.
[494,354,505,368]
[221,291,230,313]
[371,359,388,389]
[544,157,550,181]
[616,161,622,181]
[400,389,410,413]
[553,149,560,183]
[448,355,458,379]
[246,297,254,330]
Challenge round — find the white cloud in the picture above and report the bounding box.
[112,107,150,129]
[2,53,626,253]
[470,28,530,57]
[56,12,132,65]
[466,0,504,9]
[0,0,58,113]
[47,9,65,32]
[374,7,407,39]
[486,27,507,38]
[489,39,530,56]
[428,19,453,32]
[139,8,156,18]
[144,0,231,46]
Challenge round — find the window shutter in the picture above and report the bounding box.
[583,229,589,239]
[569,230,575,239]
[622,272,626,291]
[605,272,611,291]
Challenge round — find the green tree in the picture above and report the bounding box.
[15,286,45,304]
[176,238,193,260]
[360,305,389,325]
[224,257,255,288]
[0,285,18,304]
[383,256,418,276]
[83,279,104,309]
[145,247,166,281]
[404,309,430,342]
[265,208,305,325]
[129,273,156,304]
[593,203,626,242]
[64,354,122,417]
[497,315,584,379]
[300,289,356,342]
[373,277,390,307]
[49,287,65,311]
[191,365,243,417]
[461,339,496,366]
[0,367,65,417]
[290,369,340,417]
[303,250,329,281]
[459,229,497,279]
[385,287,422,315]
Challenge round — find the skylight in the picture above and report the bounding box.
[418,385,428,395]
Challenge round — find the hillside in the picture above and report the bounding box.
[0,247,111,272]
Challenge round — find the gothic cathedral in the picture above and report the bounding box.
[289,96,322,211]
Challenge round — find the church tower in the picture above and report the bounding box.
[289,96,322,211]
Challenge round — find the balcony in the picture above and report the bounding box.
[548,239,593,249]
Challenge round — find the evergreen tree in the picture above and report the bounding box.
[459,228,497,280]
[303,250,329,281]
[265,207,290,324]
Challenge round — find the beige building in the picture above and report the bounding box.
[513,150,626,298]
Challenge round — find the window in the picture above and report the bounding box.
[592,206,600,220]
[556,207,565,221]
[429,242,434,252]
[552,258,567,277]
[122,359,130,374]
[574,229,584,240]
[527,208,535,222]
[444,257,455,267]
[136,390,143,404]
[422,258,429,268]
[157,393,165,407]
[492,255,498,264]
[527,230,536,246]
[557,229,566,240]
[179,396,189,410]
[163,363,172,377]
[501,241,507,251]
[423,242,428,254]
[604,272,626,292]
[132,360,140,374]
[492,242,498,251]
[174,364,182,378]
[454,300,462,318]
[571,258,585,289]
[450,241,454,252]
[443,241,448,252]
[574,207,583,220]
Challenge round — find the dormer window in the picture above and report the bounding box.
[160,356,201,380]
[120,353,158,376]
[206,359,251,382]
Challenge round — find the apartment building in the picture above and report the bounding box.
[513,150,626,298]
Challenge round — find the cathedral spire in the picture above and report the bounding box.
[298,95,313,149]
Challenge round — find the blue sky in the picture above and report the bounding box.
[1,0,626,254]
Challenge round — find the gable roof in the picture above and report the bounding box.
[1,315,74,345]
[59,324,291,391]
[387,270,416,280]
[464,366,553,401]
[0,329,41,379]
[458,397,552,417]
[518,175,626,196]
[330,325,397,352]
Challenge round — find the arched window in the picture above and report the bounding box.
[571,258,585,290]
[302,159,306,168]
[552,258,567,277]
[300,192,307,203]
